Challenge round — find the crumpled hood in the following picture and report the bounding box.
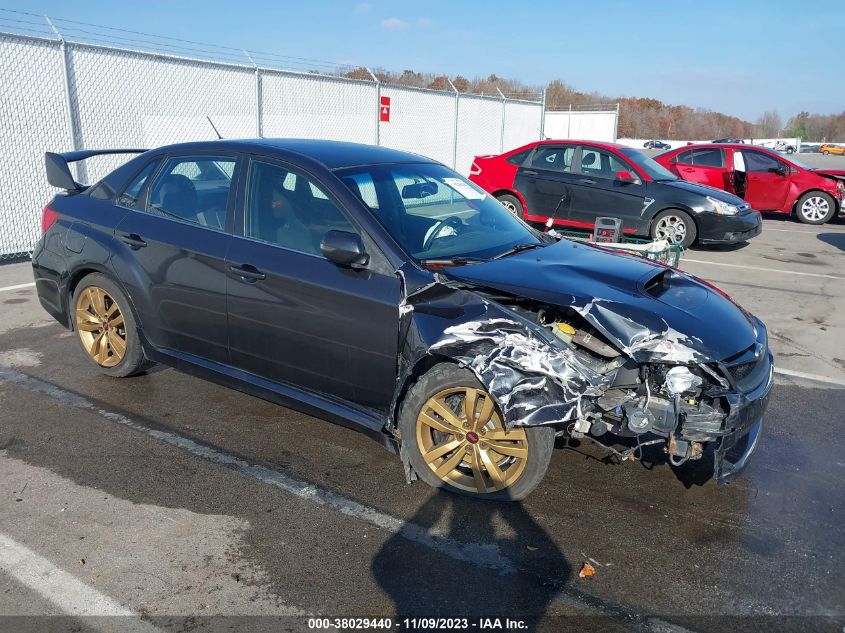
[444,239,757,363]
[661,178,747,205]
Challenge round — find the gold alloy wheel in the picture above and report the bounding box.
[75,286,127,368]
[416,386,528,494]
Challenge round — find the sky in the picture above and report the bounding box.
[1,0,842,122]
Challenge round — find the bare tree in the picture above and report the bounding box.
[755,110,782,137]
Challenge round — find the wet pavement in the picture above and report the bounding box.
[0,217,843,632]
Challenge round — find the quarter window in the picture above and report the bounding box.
[530,146,574,172]
[246,161,356,256]
[117,160,160,208]
[147,156,236,229]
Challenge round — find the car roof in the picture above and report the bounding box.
[146,138,438,170]
[532,139,630,150]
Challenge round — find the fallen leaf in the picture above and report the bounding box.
[78,559,86,566]
[526,545,538,552]
[578,562,596,579]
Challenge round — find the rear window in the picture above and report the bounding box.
[506,149,532,166]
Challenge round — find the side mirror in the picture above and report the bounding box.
[615,170,637,183]
[320,230,369,267]
[773,164,789,177]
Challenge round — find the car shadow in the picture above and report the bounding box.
[689,241,750,253]
[817,232,845,252]
[371,491,570,627]
[559,435,714,490]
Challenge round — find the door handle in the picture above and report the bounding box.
[681,168,695,173]
[120,233,146,249]
[229,264,266,282]
[578,178,596,185]
[522,170,539,176]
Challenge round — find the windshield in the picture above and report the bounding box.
[620,148,677,181]
[783,155,811,170]
[336,162,545,262]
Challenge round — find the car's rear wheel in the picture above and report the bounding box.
[651,209,696,248]
[399,364,554,500]
[72,273,151,377]
[496,193,524,219]
[796,192,836,225]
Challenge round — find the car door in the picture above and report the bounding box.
[738,150,791,210]
[513,145,576,221]
[670,148,728,189]
[567,146,648,233]
[225,157,400,409]
[111,153,239,364]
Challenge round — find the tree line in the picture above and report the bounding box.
[342,67,839,142]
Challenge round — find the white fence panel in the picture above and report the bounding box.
[544,110,618,142]
[0,35,71,257]
[379,85,455,167]
[68,45,256,181]
[456,96,503,175]
[503,101,543,152]
[261,72,376,143]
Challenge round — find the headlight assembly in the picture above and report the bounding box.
[707,196,740,215]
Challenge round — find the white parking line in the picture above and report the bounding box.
[0,364,692,631]
[0,282,35,293]
[774,367,845,387]
[0,532,162,632]
[683,259,845,280]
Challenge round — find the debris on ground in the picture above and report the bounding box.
[578,562,597,578]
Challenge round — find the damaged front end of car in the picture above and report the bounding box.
[391,239,773,486]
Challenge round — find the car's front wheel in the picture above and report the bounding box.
[399,364,554,500]
[796,191,836,225]
[651,209,696,248]
[72,273,152,377]
[495,193,524,219]
[822,150,830,155]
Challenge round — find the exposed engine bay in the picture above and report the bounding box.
[491,298,730,465]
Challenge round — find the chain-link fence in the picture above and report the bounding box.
[0,28,543,259]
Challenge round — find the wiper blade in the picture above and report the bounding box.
[492,243,543,260]
[420,256,485,269]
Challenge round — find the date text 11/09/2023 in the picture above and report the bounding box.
[307,618,529,630]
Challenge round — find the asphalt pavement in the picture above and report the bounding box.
[0,216,843,632]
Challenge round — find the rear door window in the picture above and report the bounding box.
[147,156,237,230]
[689,148,725,167]
[529,146,575,172]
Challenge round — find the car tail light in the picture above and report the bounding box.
[469,161,481,176]
[41,205,59,234]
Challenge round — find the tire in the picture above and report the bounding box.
[71,273,152,377]
[398,364,554,501]
[795,191,836,225]
[496,193,524,219]
[822,150,830,155]
[651,209,697,248]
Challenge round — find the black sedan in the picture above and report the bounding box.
[643,140,671,150]
[33,140,773,499]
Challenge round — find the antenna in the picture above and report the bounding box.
[206,116,223,140]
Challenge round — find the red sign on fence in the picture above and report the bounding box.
[379,96,391,122]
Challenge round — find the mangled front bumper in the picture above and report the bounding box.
[714,349,774,485]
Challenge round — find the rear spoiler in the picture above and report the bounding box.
[45,148,147,192]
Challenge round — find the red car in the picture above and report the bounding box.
[654,144,845,225]
[468,140,762,247]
